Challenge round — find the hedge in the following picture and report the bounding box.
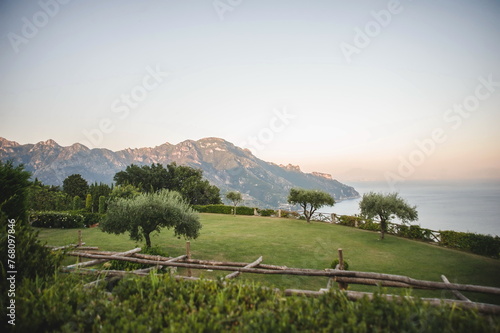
[31,211,84,228]
[192,204,255,215]
[338,215,500,258]
[440,230,500,258]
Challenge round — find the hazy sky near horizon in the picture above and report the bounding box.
[0,0,499,182]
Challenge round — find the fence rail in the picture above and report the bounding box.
[59,244,500,315]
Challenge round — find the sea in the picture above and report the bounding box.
[319,180,500,236]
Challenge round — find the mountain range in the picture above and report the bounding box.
[0,137,359,208]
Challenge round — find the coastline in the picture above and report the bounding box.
[323,179,500,236]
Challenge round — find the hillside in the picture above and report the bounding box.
[0,137,359,207]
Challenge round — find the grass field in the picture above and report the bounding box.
[36,213,500,304]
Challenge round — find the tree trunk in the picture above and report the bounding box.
[144,232,152,248]
[380,220,386,240]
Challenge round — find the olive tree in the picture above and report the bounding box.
[359,192,418,240]
[100,189,201,248]
[225,191,242,215]
[287,188,335,223]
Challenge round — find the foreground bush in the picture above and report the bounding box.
[14,274,499,332]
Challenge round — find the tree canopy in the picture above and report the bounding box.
[100,189,201,248]
[0,160,31,222]
[62,174,89,199]
[287,188,335,223]
[114,163,221,205]
[225,191,242,215]
[359,192,418,240]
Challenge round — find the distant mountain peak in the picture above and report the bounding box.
[312,172,333,180]
[0,137,19,147]
[0,137,359,207]
[33,139,60,148]
[279,163,301,172]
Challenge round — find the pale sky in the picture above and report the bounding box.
[1,0,499,181]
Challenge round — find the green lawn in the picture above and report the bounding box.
[37,213,500,304]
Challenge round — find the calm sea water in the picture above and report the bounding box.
[320,180,500,236]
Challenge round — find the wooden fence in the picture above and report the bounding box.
[57,241,500,315]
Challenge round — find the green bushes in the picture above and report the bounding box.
[192,204,255,215]
[15,274,499,332]
[30,211,103,228]
[31,211,85,228]
[331,259,349,270]
[259,209,276,216]
[357,220,380,231]
[338,215,362,227]
[440,231,500,258]
[280,210,299,219]
[79,211,103,227]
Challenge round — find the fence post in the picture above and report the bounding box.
[337,248,348,290]
[186,241,192,277]
[278,209,281,218]
[78,230,82,247]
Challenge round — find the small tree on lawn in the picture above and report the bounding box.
[359,192,418,240]
[100,189,201,248]
[226,191,242,215]
[287,188,335,223]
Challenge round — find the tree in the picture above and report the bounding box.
[114,163,221,205]
[98,196,106,214]
[114,163,168,193]
[85,193,93,212]
[0,160,31,222]
[0,164,62,311]
[89,182,112,212]
[28,181,70,211]
[226,191,242,215]
[109,184,141,201]
[359,192,418,240]
[287,188,335,223]
[63,174,89,199]
[101,189,201,248]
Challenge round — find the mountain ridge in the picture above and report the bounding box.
[0,137,359,208]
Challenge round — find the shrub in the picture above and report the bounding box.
[331,259,349,270]
[14,274,499,332]
[338,215,362,227]
[75,211,103,227]
[280,210,299,219]
[31,211,84,228]
[358,220,380,232]
[258,209,276,217]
